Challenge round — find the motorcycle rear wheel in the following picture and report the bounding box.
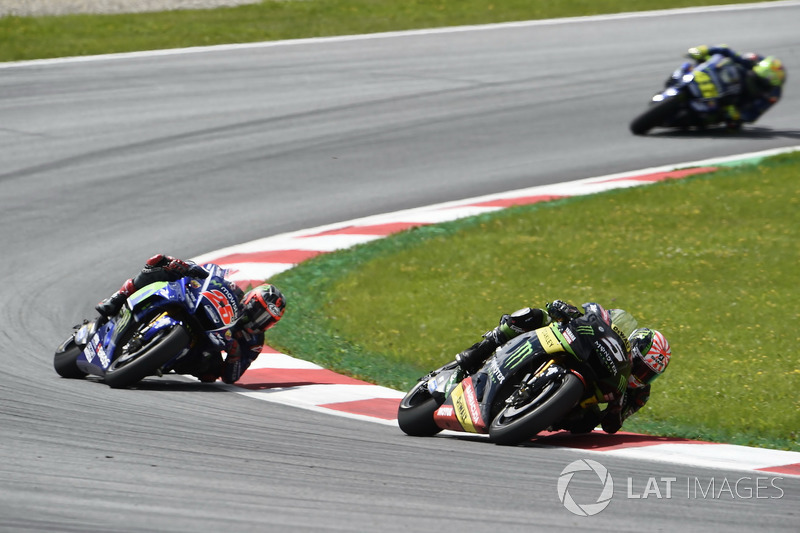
[104,325,190,389]
[397,362,456,436]
[630,96,683,135]
[489,372,583,445]
[53,336,88,379]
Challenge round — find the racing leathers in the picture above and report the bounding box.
[191,322,264,385]
[686,45,782,128]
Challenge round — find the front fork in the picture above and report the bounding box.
[507,359,564,407]
[509,358,601,409]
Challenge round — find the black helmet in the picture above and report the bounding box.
[240,284,286,334]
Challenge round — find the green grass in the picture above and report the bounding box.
[0,0,775,62]
[266,153,800,451]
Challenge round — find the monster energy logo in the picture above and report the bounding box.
[504,341,534,370]
[575,325,594,336]
[115,307,132,332]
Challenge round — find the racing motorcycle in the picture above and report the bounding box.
[54,263,240,388]
[397,306,631,445]
[630,53,744,135]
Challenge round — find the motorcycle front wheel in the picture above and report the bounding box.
[489,372,583,445]
[630,96,683,135]
[104,325,190,389]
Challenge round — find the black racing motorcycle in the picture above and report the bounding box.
[398,305,631,445]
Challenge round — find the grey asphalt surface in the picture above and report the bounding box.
[1,3,799,531]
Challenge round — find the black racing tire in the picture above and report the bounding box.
[397,364,455,436]
[489,372,584,446]
[104,325,190,389]
[630,96,683,135]
[53,336,88,379]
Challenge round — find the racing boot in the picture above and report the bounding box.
[455,338,497,374]
[95,279,136,317]
[455,326,508,374]
[723,105,743,131]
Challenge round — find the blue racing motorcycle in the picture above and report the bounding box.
[54,263,241,388]
[630,53,744,135]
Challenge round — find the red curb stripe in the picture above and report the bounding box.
[235,368,370,389]
[259,345,284,354]
[211,249,325,265]
[302,222,428,237]
[596,166,718,183]
[467,194,567,208]
[756,463,800,476]
[320,397,401,420]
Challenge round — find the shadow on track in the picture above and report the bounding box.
[73,375,230,392]
[642,126,800,140]
[439,430,705,449]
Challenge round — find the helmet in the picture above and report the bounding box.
[240,284,286,334]
[628,328,671,388]
[752,56,786,87]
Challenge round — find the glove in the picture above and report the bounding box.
[546,300,583,322]
[601,391,626,434]
[687,45,709,62]
[145,255,207,281]
[163,257,191,276]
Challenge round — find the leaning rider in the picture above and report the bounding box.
[454,300,671,434]
[95,254,286,384]
[685,44,786,129]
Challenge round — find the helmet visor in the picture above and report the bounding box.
[242,290,282,333]
[629,346,659,388]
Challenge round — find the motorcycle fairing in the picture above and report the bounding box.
[433,377,487,433]
[73,264,237,378]
[431,325,578,434]
[652,54,743,124]
[77,308,132,374]
[127,267,240,346]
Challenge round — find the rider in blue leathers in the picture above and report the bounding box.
[96,254,286,383]
[685,45,786,129]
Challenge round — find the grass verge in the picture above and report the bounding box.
[267,152,800,451]
[0,0,774,62]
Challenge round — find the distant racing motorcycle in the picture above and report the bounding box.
[54,263,240,388]
[397,304,632,445]
[630,54,744,134]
